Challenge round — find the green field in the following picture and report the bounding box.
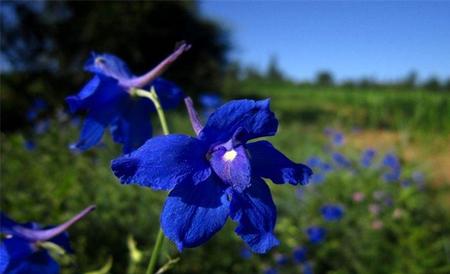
[2,86,449,274]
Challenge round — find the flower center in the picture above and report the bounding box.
[223,149,237,162]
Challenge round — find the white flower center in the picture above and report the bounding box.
[223,149,237,162]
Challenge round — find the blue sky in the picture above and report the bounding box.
[199,1,450,82]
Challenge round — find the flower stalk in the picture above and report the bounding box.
[134,87,170,274]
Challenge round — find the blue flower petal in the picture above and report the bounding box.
[65,76,101,113]
[71,118,105,151]
[1,237,34,272]
[247,141,312,185]
[84,52,133,80]
[151,78,184,110]
[111,134,211,190]
[6,251,59,274]
[161,175,230,250]
[230,177,279,253]
[0,242,8,273]
[110,99,153,154]
[210,145,251,192]
[199,99,278,144]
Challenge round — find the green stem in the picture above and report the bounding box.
[146,229,165,274]
[133,88,170,135]
[133,87,170,274]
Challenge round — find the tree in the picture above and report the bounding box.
[315,71,334,87]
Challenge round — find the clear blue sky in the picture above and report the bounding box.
[199,1,450,82]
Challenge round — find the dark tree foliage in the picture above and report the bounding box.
[1,1,229,132]
[315,71,334,87]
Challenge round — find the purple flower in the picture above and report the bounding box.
[0,206,95,274]
[293,246,308,264]
[111,98,312,253]
[360,149,376,168]
[306,226,326,244]
[66,44,190,153]
[320,204,344,221]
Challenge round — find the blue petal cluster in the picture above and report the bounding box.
[382,153,401,182]
[0,206,94,274]
[360,149,376,168]
[292,246,308,263]
[320,204,345,221]
[66,48,186,153]
[111,99,312,253]
[306,226,326,244]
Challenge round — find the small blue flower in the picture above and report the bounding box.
[360,149,376,168]
[320,204,344,221]
[382,153,400,168]
[23,140,36,151]
[331,132,344,147]
[332,152,351,168]
[306,226,326,244]
[112,98,312,253]
[66,44,190,153]
[0,206,95,274]
[292,246,308,264]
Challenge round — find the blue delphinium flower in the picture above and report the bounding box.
[360,148,376,168]
[0,206,95,274]
[306,226,326,244]
[112,98,312,253]
[320,204,344,221]
[66,44,190,153]
[293,246,308,264]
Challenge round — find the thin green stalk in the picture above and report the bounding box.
[146,229,165,274]
[133,87,170,274]
[134,88,170,135]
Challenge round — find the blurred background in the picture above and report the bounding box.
[1,1,449,274]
